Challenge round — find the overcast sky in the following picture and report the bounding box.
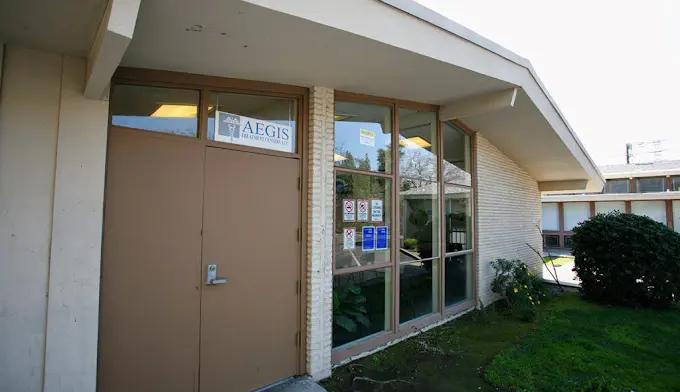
[415,0,680,166]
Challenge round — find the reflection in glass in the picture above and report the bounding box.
[333,268,392,347]
[604,179,629,194]
[399,108,437,183]
[445,186,472,252]
[399,258,438,323]
[335,101,392,173]
[207,92,296,153]
[442,122,471,186]
[445,253,473,307]
[335,173,392,269]
[399,180,439,261]
[110,85,200,137]
[636,177,665,193]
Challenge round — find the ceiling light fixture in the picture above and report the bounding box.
[399,136,431,149]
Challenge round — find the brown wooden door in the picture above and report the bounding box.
[199,147,301,392]
[98,128,204,392]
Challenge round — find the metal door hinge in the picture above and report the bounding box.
[297,177,301,190]
[296,279,301,294]
[295,331,301,346]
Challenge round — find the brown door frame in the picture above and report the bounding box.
[106,67,310,376]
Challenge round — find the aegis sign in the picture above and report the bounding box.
[214,111,294,153]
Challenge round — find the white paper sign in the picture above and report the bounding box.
[343,227,356,250]
[359,129,375,147]
[343,199,356,222]
[357,199,369,222]
[371,199,383,222]
[215,111,294,153]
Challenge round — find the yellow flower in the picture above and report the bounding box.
[531,301,535,305]
[529,296,533,300]
[538,301,541,305]
[524,285,528,289]
[513,288,518,293]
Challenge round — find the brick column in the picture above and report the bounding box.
[306,87,334,380]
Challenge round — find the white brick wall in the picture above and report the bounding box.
[305,87,334,380]
[475,134,542,307]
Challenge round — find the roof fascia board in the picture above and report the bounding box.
[543,191,680,202]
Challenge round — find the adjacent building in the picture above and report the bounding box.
[0,1,603,391]
[542,160,680,250]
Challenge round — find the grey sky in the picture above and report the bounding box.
[416,0,680,165]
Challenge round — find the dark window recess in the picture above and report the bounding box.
[671,176,680,192]
[636,177,665,193]
[564,236,574,249]
[544,235,560,248]
[604,179,629,194]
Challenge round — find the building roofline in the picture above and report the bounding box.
[380,0,604,187]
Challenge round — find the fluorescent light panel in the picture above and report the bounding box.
[399,136,431,149]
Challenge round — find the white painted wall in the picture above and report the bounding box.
[563,202,590,231]
[0,46,62,392]
[631,201,667,224]
[595,201,626,215]
[0,46,108,392]
[476,134,542,307]
[541,202,559,231]
[43,56,108,392]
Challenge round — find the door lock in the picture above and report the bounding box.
[206,264,227,285]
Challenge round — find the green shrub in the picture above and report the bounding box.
[490,258,547,321]
[403,238,418,251]
[571,212,680,307]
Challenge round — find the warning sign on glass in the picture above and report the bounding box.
[343,199,356,222]
[371,199,383,223]
[343,227,356,250]
[357,199,369,222]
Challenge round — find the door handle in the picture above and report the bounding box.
[206,264,227,285]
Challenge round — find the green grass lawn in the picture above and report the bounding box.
[321,293,680,392]
[486,294,680,392]
[543,255,574,267]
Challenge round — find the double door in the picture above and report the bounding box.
[98,127,301,392]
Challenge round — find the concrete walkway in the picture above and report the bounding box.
[543,260,580,286]
[261,376,327,392]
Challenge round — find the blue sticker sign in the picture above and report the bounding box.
[362,226,376,251]
[376,226,388,250]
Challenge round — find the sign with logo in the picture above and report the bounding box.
[359,128,375,147]
[343,227,356,250]
[371,199,383,222]
[376,226,388,250]
[343,199,356,222]
[362,226,375,251]
[215,111,294,153]
[357,199,369,222]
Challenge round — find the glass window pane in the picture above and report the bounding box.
[400,179,439,261]
[399,109,437,183]
[442,122,471,186]
[335,101,392,173]
[631,200,666,224]
[110,85,199,137]
[445,185,472,252]
[335,173,392,270]
[333,268,392,348]
[400,258,438,323]
[636,177,664,193]
[445,253,473,307]
[605,179,629,193]
[207,92,296,153]
[563,202,590,231]
[595,201,625,215]
[672,176,680,192]
[544,235,560,248]
[542,202,559,231]
[564,236,574,249]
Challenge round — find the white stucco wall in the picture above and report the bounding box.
[0,46,108,392]
[476,134,542,307]
[0,46,62,392]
